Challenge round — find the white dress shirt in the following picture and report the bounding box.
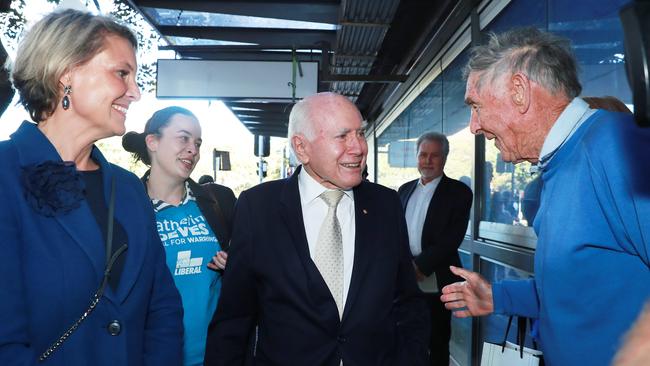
[298,168,355,308]
[405,176,441,257]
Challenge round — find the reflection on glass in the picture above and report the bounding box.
[376,51,474,192]
[548,0,632,102]
[142,7,338,30]
[166,37,255,46]
[443,50,473,185]
[482,147,539,227]
[450,252,473,366]
[376,63,442,190]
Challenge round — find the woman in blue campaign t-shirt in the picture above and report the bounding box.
[122,107,236,365]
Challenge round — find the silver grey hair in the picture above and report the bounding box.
[464,27,581,99]
[287,97,316,141]
[416,132,449,159]
[11,9,137,122]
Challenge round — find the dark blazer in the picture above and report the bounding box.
[0,122,183,365]
[205,167,429,366]
[398,175,473,289]
[142,173,236,250]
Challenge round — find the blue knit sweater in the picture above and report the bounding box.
[492,110,650,366]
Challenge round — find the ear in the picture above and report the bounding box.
[291,134,310,164]
[510,73,530,114]
[145,134,159,153]
[59,69,72,87]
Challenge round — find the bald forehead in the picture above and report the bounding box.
[305,93,361,123]
[305,93,358,112]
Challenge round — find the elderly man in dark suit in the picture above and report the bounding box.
[204,92,429,366]
[398,132,472,365]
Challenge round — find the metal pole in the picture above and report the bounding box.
[215,156,220,182]
[212,149,217,181]
[258,135,264,183]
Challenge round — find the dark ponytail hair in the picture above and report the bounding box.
[122,106,197,165]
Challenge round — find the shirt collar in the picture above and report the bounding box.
[536,97,596,171]
[298,165,353,206]
[143,176,195,213]
[418,175,442,190]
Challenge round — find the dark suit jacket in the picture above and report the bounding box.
[0,122,183,365]
[398,175,473,290]
[205,167,429,366]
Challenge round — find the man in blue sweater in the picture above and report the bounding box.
[440,27,650,366]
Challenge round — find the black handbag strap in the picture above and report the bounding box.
[501,315,529,358]
[39,177,128,362]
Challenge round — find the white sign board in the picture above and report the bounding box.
[156,59,319,99]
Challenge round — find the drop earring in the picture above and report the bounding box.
[62,85,71,110]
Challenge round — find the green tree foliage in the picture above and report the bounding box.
[1,0,159,93]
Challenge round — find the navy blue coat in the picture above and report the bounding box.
[205,167,429,366]
[0,122,183,365]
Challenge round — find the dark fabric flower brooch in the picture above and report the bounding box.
[21,161,85,217]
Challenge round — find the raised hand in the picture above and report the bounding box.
[440,266,494,317]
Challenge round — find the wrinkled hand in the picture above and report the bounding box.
[207,251,228,271]
[440,266,494,318]
[613,303,650,366]
[413,262,426,282]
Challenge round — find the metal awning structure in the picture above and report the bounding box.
[125,0,462,137]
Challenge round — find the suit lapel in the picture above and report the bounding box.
[342,182,375,322]
[400,179,418,210]
[54,204,106,283]
[280,167,341,322]
[279,168,313,275]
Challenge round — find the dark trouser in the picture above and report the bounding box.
[426,292,451,366]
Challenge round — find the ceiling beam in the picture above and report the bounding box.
[234,110,290,118]
[227,102,294,112]
[240,119,288,125]
[159,26,336,47]
[135,0,340,24]
[321,74,408,83]
[176,50,322,62]
[246,126,288,135]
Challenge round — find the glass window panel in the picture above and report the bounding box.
[482,0,546,32]
[478,0,546,230]
[548,0,632,104]
[478,0,632,236]
[482,151,537,227]
[450,251,473,366]
[450,316,472,366]
[376,63,443,190]
[442,50,473,185]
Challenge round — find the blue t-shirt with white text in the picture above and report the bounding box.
[155,199,221,366]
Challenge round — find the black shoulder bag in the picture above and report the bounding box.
[39,178,128,362]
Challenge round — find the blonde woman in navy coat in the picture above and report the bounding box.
[0,9,183,365]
